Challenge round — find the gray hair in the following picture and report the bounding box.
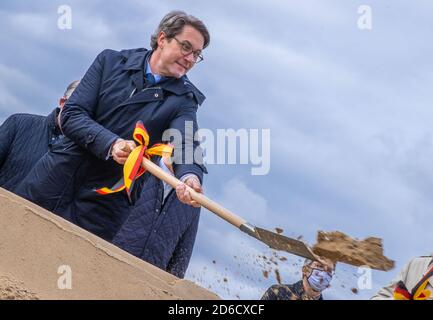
[63,80,80,99]
[150,10,210,50]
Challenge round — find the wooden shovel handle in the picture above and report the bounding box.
[142,157,246,228]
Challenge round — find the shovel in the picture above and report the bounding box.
[141,157,319,261]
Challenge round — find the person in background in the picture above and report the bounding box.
[0,80,79,191]
[113,155,201,279]
[371,253,433,300]
[261,258,335,300]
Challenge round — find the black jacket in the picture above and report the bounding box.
[261,281,323,300]
[0,108,61,191]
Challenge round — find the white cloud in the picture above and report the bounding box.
[9,12,51,37]
[0,63,57,114]
[5,7,124,55]
[213,177,269,225]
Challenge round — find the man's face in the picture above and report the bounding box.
[157,25,204,78]
[302,259,335,293]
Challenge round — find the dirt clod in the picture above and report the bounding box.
[312,231,394,271]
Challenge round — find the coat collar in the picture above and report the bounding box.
[292,280,323,300]
[120,48,206,106]
[121,48,148,71]
[45,107,59,130]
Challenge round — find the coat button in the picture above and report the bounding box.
[155,209,159,213]
[154,93,159,98]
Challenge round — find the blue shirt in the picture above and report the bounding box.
[145,54,163,84]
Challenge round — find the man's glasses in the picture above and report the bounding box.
[172,37,204,63]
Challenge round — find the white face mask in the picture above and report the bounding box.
[307,268,333,292]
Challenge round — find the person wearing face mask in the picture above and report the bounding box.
[261,258,335,300]
[0,80,79,191]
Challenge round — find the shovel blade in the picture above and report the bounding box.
[255,227,317,260]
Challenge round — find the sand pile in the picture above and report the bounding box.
[0,188,220,300]
[0,274,39,300]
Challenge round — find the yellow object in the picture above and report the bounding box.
[96,121,173,198]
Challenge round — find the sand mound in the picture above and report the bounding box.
[0,188,219,300]
[0,274,39,300]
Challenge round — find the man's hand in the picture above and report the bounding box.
[176,176,203,208]
[111,138,137,165]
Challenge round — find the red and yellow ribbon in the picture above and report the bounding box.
[96,121,173,199]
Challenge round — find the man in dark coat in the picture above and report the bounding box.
[15,11,210,242]
[0,80,79,191]
[261,258,335,300]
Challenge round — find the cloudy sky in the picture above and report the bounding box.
[1,0,433,299]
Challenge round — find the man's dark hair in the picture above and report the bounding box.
[150,10,210,50]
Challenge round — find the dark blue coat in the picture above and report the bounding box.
[0,109,61,191]
[15,48,207,241]
[112,171,200,279]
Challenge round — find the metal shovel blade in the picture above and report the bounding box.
[254,227,317,260]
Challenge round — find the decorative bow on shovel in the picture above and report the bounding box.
[95,121,173,201]
[98,122,318,260]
